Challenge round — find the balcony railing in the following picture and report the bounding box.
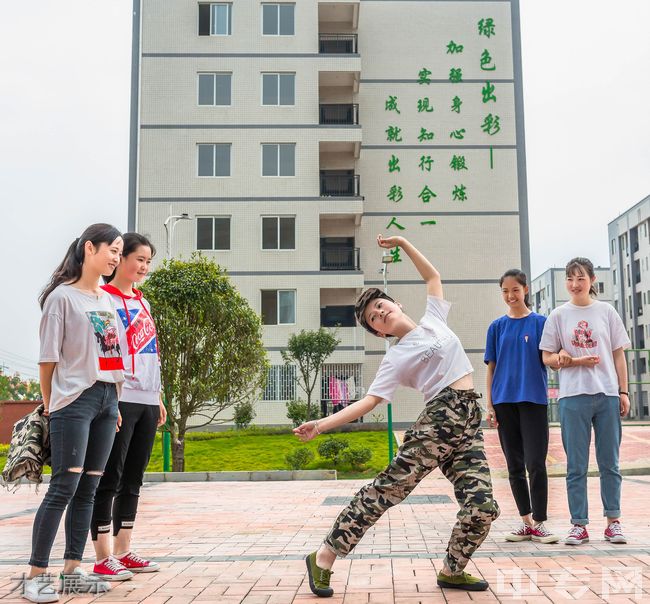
[320,173,360,197]
[319,34,358,54]
[319,104,359,125]
[320,247,360,271]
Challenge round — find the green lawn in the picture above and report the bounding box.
[1,430,397,480]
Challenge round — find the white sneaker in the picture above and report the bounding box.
[59,567,111,595]
[21,574,59,603]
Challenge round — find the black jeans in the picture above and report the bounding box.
[494,402,549,522]
[91,402,159,540]
[30,381,118,568]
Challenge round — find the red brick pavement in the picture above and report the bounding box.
[2,467,650,603]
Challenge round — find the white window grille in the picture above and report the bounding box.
[263,365,296,401]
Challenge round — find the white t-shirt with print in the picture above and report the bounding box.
[366,296,474,403]
[39,284,125,413]
[539,300,630,399]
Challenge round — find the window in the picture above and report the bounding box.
[262,3,294,35]
[611,239,616,255]
[198,144,231,176]
[198,3,232,35]
[629,296,633,319]
[598,282,605,294]
[613,269,617,285]
[198,73,231,106]
[262,73,295,105]
[627,265,631,287]
[262,216,295,250]
[262,143,295,176]
[197,216,230,250]
[263,365,297,401]
[261,290,296,324]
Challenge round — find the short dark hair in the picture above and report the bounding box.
[354,288,395,336]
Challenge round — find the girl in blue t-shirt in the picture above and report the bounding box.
[485,269,558,544]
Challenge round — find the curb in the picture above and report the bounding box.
[22,469,337,485]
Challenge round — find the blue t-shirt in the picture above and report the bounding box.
[484,313,548,405]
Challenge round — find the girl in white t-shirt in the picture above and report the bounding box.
[539,257,630,547]
[25,224,124,603]
[295,235,499,597]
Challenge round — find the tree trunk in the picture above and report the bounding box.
[172,432,185,472]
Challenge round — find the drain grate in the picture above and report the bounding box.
[322,495,451,506]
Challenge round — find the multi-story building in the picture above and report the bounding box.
[129,0,529,424]
[609,194,650,418]
[531,267,613,317]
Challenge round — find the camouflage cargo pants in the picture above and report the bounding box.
[324,387,500,573]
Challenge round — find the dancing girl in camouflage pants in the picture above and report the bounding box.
[294,235,499,597]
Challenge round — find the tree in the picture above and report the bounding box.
[281,328,340,421]
[141,256,268,471]
[0,371,41,401]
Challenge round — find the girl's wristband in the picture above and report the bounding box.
[619,391,629,396]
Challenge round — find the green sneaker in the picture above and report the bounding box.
[305,552,334,597]
[437,570,489,591]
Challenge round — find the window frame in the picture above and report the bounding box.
[261,143,296,177]
[261,289,297,325]
[197,143,231,178]
[197,72,232,106]
[195,215,232,251]
[261,3,295,36]
[261,215,296,251]
[260,72,296,106]
[210,3,232,36]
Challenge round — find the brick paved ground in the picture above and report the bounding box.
[2,426,650,603]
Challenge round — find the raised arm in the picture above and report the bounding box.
[377,235,442,298]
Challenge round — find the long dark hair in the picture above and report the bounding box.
[39,223,122,308]
[104,232,157,284]
[499,269,531,309]
[566,257,597,297]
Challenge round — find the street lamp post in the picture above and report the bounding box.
[161,207,192,472]
[381,250,395,462]
[163,206,191,260]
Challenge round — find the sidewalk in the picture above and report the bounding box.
[2,475,650,602]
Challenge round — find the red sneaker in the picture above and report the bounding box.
[604,521,627,544]
[92,556,134,581]
[505,523,531,542]
[116,551,160,573]
[529,523,559,544]
[565,524,589,545]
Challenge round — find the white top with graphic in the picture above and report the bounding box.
[367,295,474,403]
[539,300,631,399]
[39,284,125,413]
[101,284,161,405]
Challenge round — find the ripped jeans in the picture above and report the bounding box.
[29,381,118,568]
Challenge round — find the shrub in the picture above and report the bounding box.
[233,401,255,430]
[285,447,315,470]
[286,400,311,427]
[342,447,373,470]
[317,436,350,467]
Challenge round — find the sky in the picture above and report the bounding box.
[0,0,649,379]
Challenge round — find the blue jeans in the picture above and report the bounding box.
[29,381,118,568]
[558,393,622,526]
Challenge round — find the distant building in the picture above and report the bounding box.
[608,194,650,418]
